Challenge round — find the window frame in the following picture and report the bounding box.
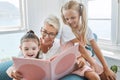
[0,0,28,34]
[87,0,120,51]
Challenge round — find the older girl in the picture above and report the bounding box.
[61,0,116,80]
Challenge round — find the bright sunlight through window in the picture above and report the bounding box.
[0,0,25,32]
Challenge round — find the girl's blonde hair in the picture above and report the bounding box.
[44,15,60,34]
[61,0,87,44]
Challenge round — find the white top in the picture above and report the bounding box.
[86,27,95,45]
[39,38,61,60]
[60,25,94,45]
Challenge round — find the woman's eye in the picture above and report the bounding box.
[25,49,28,50]
[65,18,69,21]
[71,17,75,19]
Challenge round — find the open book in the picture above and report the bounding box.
[12,45,79,80]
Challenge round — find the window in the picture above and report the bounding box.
[0,0,27,61]
[87,0,120,50]
[88,0,111,40]
[0,0,26,32]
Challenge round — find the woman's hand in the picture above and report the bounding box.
[11,70,23,80]
[104,68,116,80]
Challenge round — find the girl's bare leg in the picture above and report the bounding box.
[84,71,101,80]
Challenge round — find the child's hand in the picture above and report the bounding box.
[104,68,116,80]
[77,57,86,68]
[74,56,86,71]
[11,70,23,80]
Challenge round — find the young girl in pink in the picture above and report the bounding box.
[7,30,40,80]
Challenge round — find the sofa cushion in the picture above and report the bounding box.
[0,60,13,80]
[60,74,87,80]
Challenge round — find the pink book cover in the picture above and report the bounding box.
[12,45,79,80]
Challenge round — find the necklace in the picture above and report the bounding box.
[42,45,52,53]
[47,46,50,51]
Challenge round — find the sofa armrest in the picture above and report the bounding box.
[0,60,13,80]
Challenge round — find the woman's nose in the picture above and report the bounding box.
[68,19,72,23]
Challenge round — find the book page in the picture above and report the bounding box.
[12,45,79,80]
[50,45,79,80]
[12,57,51,80]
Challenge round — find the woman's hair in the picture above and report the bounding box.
[44,15,60,34]
[61,0,87,44]
[20,30,40,58]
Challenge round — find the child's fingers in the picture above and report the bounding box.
[15,71,23,78]
[77,57,86,68]
[78,61,84,68]
[12,71,23,80]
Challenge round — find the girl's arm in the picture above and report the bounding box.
[6,65,14,78]
[6,65,23,79]
[90,39,108,69]
[90,39,116,80]
[70,38,96,68]
[78,43,96,66]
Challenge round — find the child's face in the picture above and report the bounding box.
[62,9,80,29]
[20,40,39,58]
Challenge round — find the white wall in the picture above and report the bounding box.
[26,0,61,37]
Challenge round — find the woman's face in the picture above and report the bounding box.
[63,9,80,29]
[20,40,39,58]
[41,23,57,45]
